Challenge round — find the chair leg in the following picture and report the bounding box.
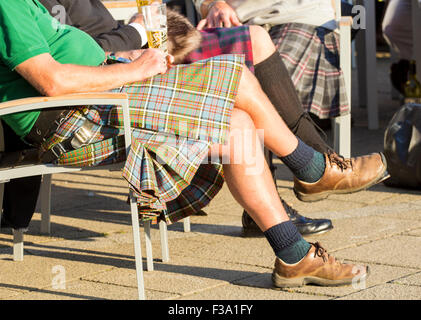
[13,229,24,261]
[159,220,169,263]
[183,217,191,233]
[332,114,352,158]
[40,174,52,235]
[0,183,24,262]
[144,220,154,271]
[0,183,4,229]
[128,191,145,300]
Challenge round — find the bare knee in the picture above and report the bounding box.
[249,25,276,64]
[230,108,255,132]
[209,109,255,160]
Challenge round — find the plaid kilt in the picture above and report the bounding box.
[41,54,245,224]
[269,23,349,119]
[184,26,254,73]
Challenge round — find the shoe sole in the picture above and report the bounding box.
[272,266,370,288]
[294,154,390,203]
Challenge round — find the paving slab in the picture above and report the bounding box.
[303,215,421,251]
[337,283,421,300]
[165,233,275,269]
[8,279,144,300]
[0,287,25,299]
[84,255,269,295]
[392,271,421,286]
[299,200,421,221]
[0,248,118,291]
[334,236,421,270]
[177,283,329,300]
[405,228,421,237]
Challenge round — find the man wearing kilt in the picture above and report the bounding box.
[4,0,337,236]
[0,0,388,287]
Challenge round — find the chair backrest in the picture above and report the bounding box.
[0,93,130,181]
[335,0,342,21]
[103,0,138,22]
[0,121,4,153]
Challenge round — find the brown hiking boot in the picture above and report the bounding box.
[272,242,369,288]
[293,152,389,202]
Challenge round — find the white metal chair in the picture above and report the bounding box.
[333,0,353,158]
[354,0,379,130]
[102,0,139,22]
[0,93,147,299]
[9,0,191,275]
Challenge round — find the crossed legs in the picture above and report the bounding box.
[248,25,331,154]
[209,108,289,232]
[208,65,309,232]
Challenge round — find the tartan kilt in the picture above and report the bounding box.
[184,26,254,73]
[40,54,245,224]
[269,23,349,119]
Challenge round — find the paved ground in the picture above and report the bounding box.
[1,56,420,300]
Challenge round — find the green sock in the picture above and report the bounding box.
[295,150,326,183]
[281,139,326,183]
[264,221,312,264]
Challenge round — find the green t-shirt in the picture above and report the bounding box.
[0,0,106,137]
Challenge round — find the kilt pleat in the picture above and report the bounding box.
[40,55,244,223]
[269,23,349,119]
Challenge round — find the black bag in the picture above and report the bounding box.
[384,103,421,188]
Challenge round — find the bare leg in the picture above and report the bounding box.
[249,26,332,154]
[249,25,277,64]
[234,66,299,158]
[209,108,288,231]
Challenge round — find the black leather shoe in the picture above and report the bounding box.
[242,199,333,236]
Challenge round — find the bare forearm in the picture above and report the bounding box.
[16,50,169,97]
[47,62,138,96]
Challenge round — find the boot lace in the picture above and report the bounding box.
[326,150,353,171]
[311,242,331,263]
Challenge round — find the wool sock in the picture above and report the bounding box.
[281,139,326,183]
[264,221,311,264]
[254,51,331,153]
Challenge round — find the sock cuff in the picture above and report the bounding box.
[263,221,302,252]
[254,51,280,72]
[295,150,326,183]
[281,138,314,172]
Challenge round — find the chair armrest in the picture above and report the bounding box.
[103,1,138,21]
[0,92,133,175]
[0,92,128,116]
[0,92,133,160]
[103,1,137,9]
[339,16,353,27]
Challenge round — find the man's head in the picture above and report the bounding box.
[167,9,202,64]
